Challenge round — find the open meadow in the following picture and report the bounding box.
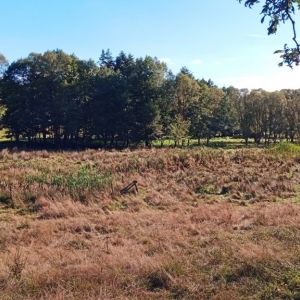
[1,145,300,299]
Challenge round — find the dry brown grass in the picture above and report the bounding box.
[0,147,300,299]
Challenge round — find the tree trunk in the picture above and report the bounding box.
[110,134,115,147]
[43,131,47,144]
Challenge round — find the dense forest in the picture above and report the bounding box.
[0,49,300,148]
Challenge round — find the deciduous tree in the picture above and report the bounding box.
[239,0,300,67]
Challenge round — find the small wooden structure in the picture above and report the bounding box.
[120,180,138,194]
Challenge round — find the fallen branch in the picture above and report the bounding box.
[120,180,138,194]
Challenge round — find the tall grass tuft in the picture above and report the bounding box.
[24,164,112,193]
[65,165,112,191]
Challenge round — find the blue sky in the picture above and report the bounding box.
[1,0,299,91]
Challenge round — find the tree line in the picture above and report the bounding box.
[0,49,300,148]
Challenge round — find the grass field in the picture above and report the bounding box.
[152,137,249,149]
[1,145,300,299]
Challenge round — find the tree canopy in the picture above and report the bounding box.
[0,53,8,75]
[239,0,300,67]
[0,49,300,148]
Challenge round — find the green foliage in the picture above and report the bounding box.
[270,142,300,154]
[0,53,8,75]
[169,115,190,145]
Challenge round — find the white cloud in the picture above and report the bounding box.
[214,67,300,91]
[158,58,171,63]
[214,61,222,65]
[192,59,202,64]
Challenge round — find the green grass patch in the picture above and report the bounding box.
[24,164,112,192]
[152,137,251,149]
[270,142,300,154]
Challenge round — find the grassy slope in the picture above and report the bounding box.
[0,147,300,299]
